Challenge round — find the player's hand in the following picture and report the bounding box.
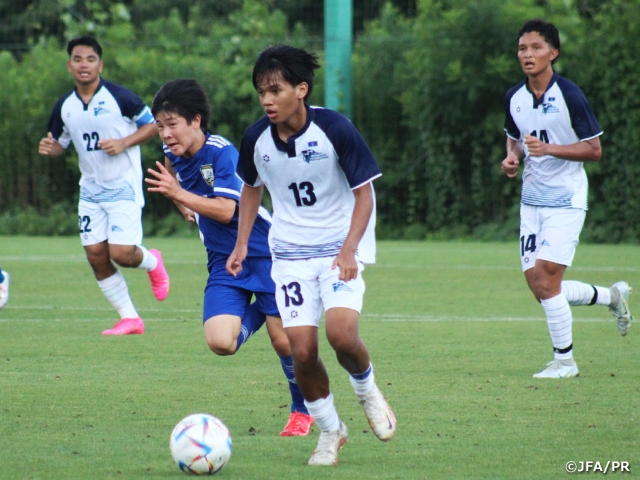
[524,135,546,157]
[332,250,358,282]
[501,152,520,178]
[38,132,56,155]
[97,138,126,155]
[226,245,248,277]
[146,161,183,200]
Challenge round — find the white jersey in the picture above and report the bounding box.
[48,79,155,206]
[504,73,602,210]
[238,106,381,263]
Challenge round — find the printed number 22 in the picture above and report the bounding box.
[83,132,100,151]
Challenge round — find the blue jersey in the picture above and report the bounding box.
[504,73,602,209]
[164,133,272,258]
[238,106,381,263]
[48,78,155,206]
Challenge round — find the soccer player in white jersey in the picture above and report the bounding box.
[145,79,313,437]
[227,45,396,465]
[0,266,9,309]
[38,36,169,336]
[502,19,632,379]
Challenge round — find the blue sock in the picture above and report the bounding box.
[279,355,308,414]
[235,302,266,353]
[0,268,4,283]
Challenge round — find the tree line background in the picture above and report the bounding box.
[0,0,638,242]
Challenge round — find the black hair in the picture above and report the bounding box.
[518,19,560,64]
[67,36,102,58]
[151,79,211,132]
[252,44,321,100]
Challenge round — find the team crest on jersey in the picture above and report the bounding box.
[301,149,329,164]
[93,101,111,117]
[542,102,560,114]
[200,165,215,187]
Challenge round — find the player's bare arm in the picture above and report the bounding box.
[332,182,374,282]
[98,122,157,156]
[146,160,235,224]
[226,184,263,277]
[524,135,601,161]
[502,137,523,178]
[38,132,66,157]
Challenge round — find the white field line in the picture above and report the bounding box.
[2,254,638,273]
[0,307,611,323]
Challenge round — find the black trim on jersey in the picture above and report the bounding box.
[589,286,598,306]
[553,344,573,354]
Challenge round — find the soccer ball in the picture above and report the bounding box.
[170,413,232,475]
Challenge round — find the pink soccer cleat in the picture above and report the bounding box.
[102,317,145,335]
[147,249,169,301]
[280,411,314,437]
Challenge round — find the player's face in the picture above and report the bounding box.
[67,45,103,86]
[256,73,308,129]
[517,32,558,77]
[155,112,203,158]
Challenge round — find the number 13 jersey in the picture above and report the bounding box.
[238,106,381,263]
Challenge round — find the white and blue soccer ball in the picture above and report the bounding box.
[170,413,232,475]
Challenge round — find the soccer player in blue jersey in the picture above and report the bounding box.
[502,19,632,379]
[0,266,9,309]
[227,45,396,465]
[145,79,313,437]
[38,36,169,336]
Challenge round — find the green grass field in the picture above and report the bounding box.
[0,236,638,479]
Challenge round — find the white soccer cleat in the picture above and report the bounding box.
[308,421,348,466]
[533,360,579,378]
[358,386,396,441]
[0,271,9,309]
[609,282,632,336]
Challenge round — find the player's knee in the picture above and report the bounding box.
[206,339,236,356]
[109,245,139,268]
[269,333,291,356]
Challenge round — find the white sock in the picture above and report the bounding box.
[349,363,375,396]
[98,271,138,319]
[304,393,340,432]
[540,293,573,361]
[137,246,158,271]
[561,281,611,306]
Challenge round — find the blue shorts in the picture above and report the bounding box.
[202,252,279,323]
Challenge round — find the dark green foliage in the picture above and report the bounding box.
[0,0,638,242]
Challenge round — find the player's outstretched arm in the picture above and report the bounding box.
[332,182,374,282]
[38,132,65,157]
[99,123,157,156]
[226,184,263,277]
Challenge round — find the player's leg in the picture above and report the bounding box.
[264,315,313,436]
[561,280,632,336]
[272,258,346,465]
[103,200,169,301]
[202,259,266,355]
[523,206,583,378]
[0,265,9,309]
[321,260,396,442]
[79,200,143,335]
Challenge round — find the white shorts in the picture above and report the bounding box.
[519,204,586,271]
[271,257,366,328]
[78,199,143,247]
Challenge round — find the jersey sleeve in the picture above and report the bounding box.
[503,85,521,140]
[102,80,155,127]
[47,92,73,148]
[559,81,602,141]
[212,143,242,200]
[322,112,381,189]
[237,119,269,187]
